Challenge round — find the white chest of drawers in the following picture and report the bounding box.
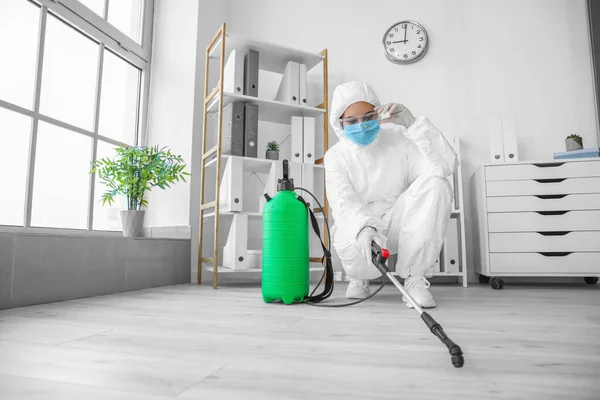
[472,159,600,289]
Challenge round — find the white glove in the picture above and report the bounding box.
[375,103,416,128]
[356,227,387,268]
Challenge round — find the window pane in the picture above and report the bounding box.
[0,107,31,226]
[40,14,98,131]
[93,140,126,231]
[98,50,139,144]
[108,0,143,43]
[0,1,39,109]
[31,122,91,229]
[78,0,105,17]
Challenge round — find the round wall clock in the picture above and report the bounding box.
[382,21,429,64]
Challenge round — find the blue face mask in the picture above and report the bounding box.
[343,119,381,146]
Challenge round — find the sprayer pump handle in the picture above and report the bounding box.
[283,160,289,180]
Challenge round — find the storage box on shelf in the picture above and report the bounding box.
[472,158,600,289]
[198,23,330,287]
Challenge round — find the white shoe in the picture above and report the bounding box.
[402,276,436,308]
[346,279,371,299]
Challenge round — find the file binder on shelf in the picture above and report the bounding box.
[244,49,259,97]
[221,102,245,156]
[488,115,519,163]
[501,114,519,162]
[243,103,258,158]
[274,61,300,104]
[223,49,245,94]
[442,218,460,273]
[299,63,308,105]
[303,116,315,164]
[223,213,248,270]
[489,118,505,163]
[291,116,303,163]
[219,156,244,212]
[290,116,315,164]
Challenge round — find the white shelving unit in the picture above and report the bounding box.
[198,24,330,287]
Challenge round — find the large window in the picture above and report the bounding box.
[0,0,153,231]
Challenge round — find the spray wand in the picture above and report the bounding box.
[371,242,465,368]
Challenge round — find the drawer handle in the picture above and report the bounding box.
[534,178,566,184]
[532,162,565,168]
[538,252,572,257]
[535,210,569,216]
[536,231,571,236]
[534,194,568,200]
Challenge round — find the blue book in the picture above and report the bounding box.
[553,147,600,159]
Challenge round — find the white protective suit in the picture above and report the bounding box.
[324,81,458,280]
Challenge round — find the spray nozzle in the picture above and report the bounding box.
[277,159,295,191]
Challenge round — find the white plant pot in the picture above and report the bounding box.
[120,210,145,237]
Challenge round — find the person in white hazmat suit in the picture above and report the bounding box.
[324,81,457,308]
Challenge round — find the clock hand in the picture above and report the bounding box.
[392,40,408,43]
[403,25,407,43]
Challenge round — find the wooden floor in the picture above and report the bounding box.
[0,282,598,399]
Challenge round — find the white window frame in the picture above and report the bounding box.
[0,0,154,233]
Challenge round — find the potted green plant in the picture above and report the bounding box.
[90,145,190,237]
[266,141,280,160]
[565,134,583,151]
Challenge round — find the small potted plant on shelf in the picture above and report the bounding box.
[565,133,583,151]
[266,141,280,160]
[90,145,190,237]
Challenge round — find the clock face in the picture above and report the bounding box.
[382,21,429,64]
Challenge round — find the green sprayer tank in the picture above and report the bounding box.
[262,160,309,305]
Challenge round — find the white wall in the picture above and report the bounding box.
[145,0,200,228]
[227,0,597,279]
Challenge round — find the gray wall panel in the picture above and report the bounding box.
[126,239,190,291]
[1,234,190,310]
[0,234,15,307]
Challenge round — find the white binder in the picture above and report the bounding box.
[501,114,519,162]
[274,61,300,104]
[291,116,303,163]
[302,163,315,197]
[223,213,248,270]
[289,162,303,192]
[443,218,460,273]
[223,49,245,94]
[219,157,243,212]
[488,118,505,163]
[299,63,308,105]
[303,116,315,164]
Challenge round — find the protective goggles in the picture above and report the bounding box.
[339,111,380,127]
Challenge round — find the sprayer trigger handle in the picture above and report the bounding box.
[282,159,289,180]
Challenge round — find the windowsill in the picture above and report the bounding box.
[0,225,192,240]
